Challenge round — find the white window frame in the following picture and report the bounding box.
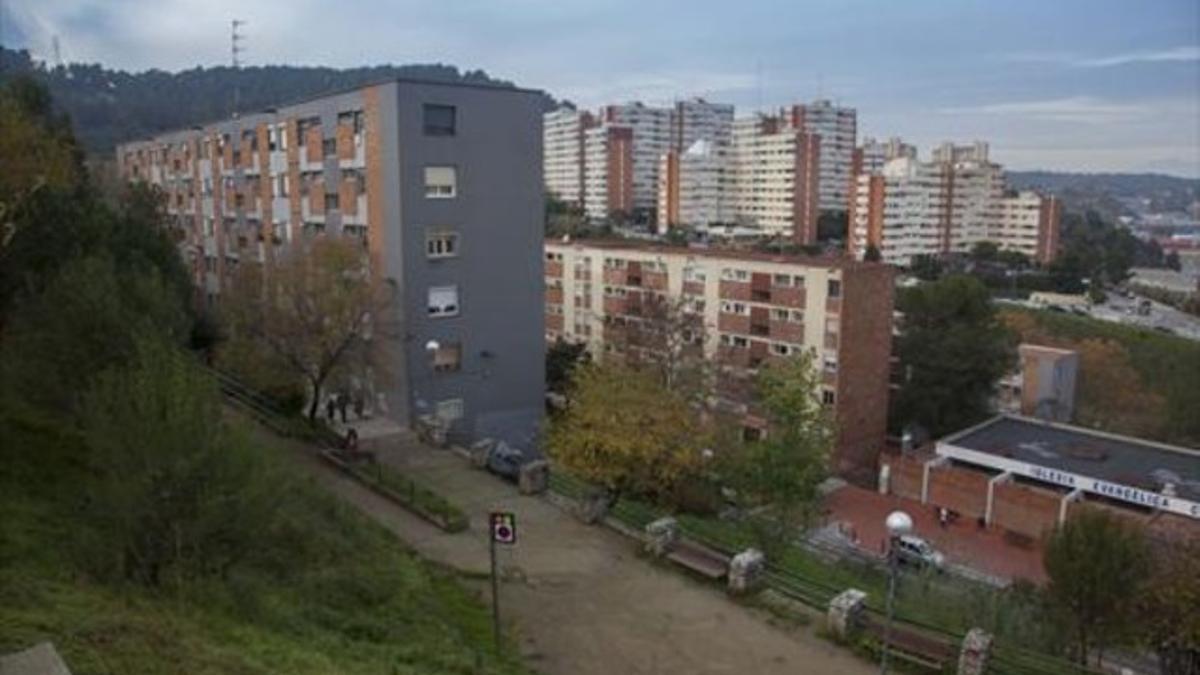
[424,166,457,199]
[426,231,460,259]
[428,285,460,317]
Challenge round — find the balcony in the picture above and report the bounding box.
[642,270,668,291]
[545,287,564,305]
[751,288,772,303]
[682,280,705,296]
[824,332,839,350]
[769,320,804,343]
[546,260,564,277]
[772,286,806,308]
[749,322,770,337]
[602,268,627,285]
[546,313,565,332]
[826,296,842,313]
[602,296,627,315]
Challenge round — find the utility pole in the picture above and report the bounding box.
[230,19,246,116]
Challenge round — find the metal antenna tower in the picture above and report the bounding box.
[230,19,246,116]
[52,35,61,68]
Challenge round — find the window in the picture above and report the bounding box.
[822,390,836,406]
[426,231,459,259]
[828,279,842,298]
[322,138,336,157]
[275,174,289,197]
[824,356,838,373]
[267,126,277,151]
[326,192,340,211]
[424,166,457,198]
[732,336,749,348]
[432,342,462,372]
[771,343,790,356]
[278,124,289,151]
[773,273,791,286]
[793,275,806,287]
[428,285,459,317]
[791,310,804,323]
[423,104,457,136]
[772,308,790,321]
[435,398,464,421]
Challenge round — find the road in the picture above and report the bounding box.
[255,420,874,675]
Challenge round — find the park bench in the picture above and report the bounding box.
[665,539,731,580]
[861,614,957,672]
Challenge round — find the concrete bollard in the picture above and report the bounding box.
[728,548,765,595]
[468,438,494,469]
[827,589,867,640]
[643,517,679,557]
[518,460,549,495]
[577,494,610,525]
[957,628,993,675]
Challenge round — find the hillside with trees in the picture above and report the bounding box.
[0,46,555,155]
[0,77,526,673]
[1008,171,1200,221]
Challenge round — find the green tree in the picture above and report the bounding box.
[0,255,190,413]
[1137,539,1200,675]
[221,237,396,420]
[908,254,943,281]
[1164,251,1182,271]
[892,275,1015,436]
[545,337,589,395]
[78,338,281,586]
[970,241,999,262]
[1043,509,1149,667]
[725,351,833,558]
[546,362,708,507]
[863,244,882,262]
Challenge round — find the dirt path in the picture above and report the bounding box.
[262,423,873,675]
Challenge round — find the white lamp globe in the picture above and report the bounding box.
[885,510,913,537]
[424,339,441,352]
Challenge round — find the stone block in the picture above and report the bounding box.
[577,494,610,525]
[957,628,993,675]
[644,517,678,557]
[518,460,549,495]
[826,589,867,640]
[469,438,495,469]
[727,548,765,594]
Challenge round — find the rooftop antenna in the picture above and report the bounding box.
[52,35,61,68]
[755,59,763,114]
[230,19,246,116]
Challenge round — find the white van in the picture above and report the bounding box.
[895,535,945,571]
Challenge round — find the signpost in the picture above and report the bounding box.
[489,512,516,650]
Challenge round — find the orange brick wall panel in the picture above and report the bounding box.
[546,313,565,332]
[339,178,359,216]
[927,466,990,519]
[545,260,563,277]
[642,270,668,291]
[717,313,751,334]
[310,184,325,213]
[305,126,324,164]
[769,320,804,343]
[992,482,1060,540]
[545,287,564,305]
[602,296,626,315]
[682,280,705,296]
[256,124,273,226]
[285,119,303,237]
[336,123,355,161]
[717,346,751,368]
[602,268,627,285]
[772,286,806,308]
[834,263,895,481]
[886,455,926,501]
[718,280,752,301]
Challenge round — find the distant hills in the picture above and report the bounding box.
[1009,170,1200,220]
[0,46,556,155]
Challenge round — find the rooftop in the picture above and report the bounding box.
[545,237,890,272]
[941,415,1200,502]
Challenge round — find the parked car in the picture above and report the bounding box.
[894,535,946,571]
[486,441,526,481]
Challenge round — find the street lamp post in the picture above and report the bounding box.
[880,510,913,675]
[424,339,440,418]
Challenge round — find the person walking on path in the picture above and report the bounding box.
[338,393,349,424]
[326,395,337,423]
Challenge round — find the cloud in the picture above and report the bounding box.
[939,96,1149,124]
[1001,46,1200,68]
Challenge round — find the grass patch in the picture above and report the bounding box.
[0,415,524,675]
[343,457,470,533]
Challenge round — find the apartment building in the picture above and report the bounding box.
[602,102,674,215]
[786,100,858,214]
[657,139,729,231]
[851,137,916,185]
[582,124,634,220]
[543,107,594,206]
[727,115,821,242]
[848,142,1061,265]
[117,79,545,447]
[543,239,894,478]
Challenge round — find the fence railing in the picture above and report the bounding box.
[546,469,1103,675]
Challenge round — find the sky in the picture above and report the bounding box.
[5,0,1200,177]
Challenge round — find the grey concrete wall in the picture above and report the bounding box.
[393,81,545,448]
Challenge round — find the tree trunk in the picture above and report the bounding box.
[307,378,322,420]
